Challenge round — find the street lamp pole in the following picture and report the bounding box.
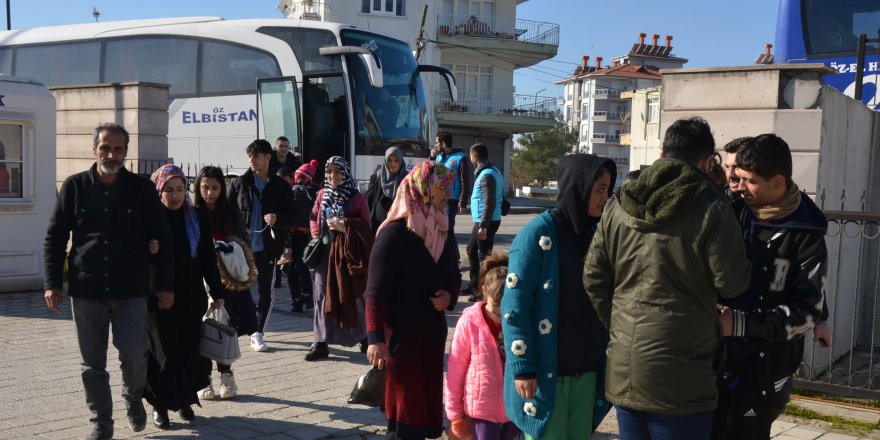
[534,88,546,109]
[6,0,10,31]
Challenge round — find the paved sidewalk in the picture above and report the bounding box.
[3,214,878,439]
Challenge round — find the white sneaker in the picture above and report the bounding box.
[219,372,237,399]
[250,332,269,352]
[197,383,216,400]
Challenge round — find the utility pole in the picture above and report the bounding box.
[6,0,10,30]
[414,4,428,62]
[854,30,880,103]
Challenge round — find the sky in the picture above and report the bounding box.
[4,0,782,100]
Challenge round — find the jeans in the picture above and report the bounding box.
[472,419,520,440]
[466,220,501,288]
[447,200,459,233]
[253,251,277,334]
[71,296,148,427]
[616,406,713,440]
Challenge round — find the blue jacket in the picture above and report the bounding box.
[501,211,609,438]
[436,150,469,201]
[470,164,502,224]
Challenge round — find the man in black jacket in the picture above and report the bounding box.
[229,139,296,352]
[714,134,827,440]
[44,123,174,440]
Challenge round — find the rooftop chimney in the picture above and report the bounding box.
[639,32,646,45]
[665,35,673,48]
[582,55,589,70]
[596,56,603,69]
[652,34,659,46]
[765,43,773,55]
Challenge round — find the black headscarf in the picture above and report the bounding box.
[554,154,617,254]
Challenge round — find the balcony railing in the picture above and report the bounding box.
[594,88,622,99]
[592,133,621,143]
[282,1,330,21]
[436,15,560,46]
[592,111,625,121]
[435,92,556,119]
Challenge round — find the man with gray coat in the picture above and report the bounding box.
[583,117,751,439]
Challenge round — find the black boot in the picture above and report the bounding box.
[305,342,329,361]
[359,338,368,354]
[152,408,170,429]
[179,405,195,422]
[291,298,304,314]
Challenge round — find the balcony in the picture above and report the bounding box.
[436,15,558,68]
[592,133,621,144]
[281,1,330,21]
[592,111,625,122]
[435,92,556,133]
[594,88,624,100]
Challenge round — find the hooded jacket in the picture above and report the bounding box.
[583,158,752,416]
[502,155,615,438]
[721,192,826,394]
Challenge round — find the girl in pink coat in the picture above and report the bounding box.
[446,253,520,440]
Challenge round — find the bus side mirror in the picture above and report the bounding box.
[319,46,383,88]
[417,65,457,102]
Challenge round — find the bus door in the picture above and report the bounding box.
[256,76,301,158]
[302,74,349,174]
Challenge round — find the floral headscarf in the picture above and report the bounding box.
[151,164,199,259]
[377,160,454,262]
[320,156,357,222]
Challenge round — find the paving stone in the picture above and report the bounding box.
[816,433,860,439]
[782,425,828,439]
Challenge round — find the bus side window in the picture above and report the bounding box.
[104,37,198,97]
[200,41,281,95]
[0,49,11,75]
[15,42,100,87]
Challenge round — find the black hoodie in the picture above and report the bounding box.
[552,154,616,375]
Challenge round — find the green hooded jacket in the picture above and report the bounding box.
[583,158,751,416]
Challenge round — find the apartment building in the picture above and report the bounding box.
[557,33,686,185]
[277,0,559,191]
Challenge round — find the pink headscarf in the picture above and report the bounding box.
[151,164,199,259]
[377,161,454,262]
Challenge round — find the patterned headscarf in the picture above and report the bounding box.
[377,161,454,262]
[320,156,357,221]
[151,164,199,259]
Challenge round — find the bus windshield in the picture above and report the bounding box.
[341,30,429,157]
[802,0,880,56]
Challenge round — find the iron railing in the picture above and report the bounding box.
[435,92,556,119]
[795,190,880,399]
[592,133,621,142]
[436,15,560,46]
[126,159,243,194]
[594,88,623,99]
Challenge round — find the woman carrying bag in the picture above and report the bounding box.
[145,165,226,429]
[192,166,258,401]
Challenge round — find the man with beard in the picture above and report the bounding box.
[44,123,175,440]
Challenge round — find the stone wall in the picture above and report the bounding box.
[50,82,169,187]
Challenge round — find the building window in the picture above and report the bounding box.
[452,64,492,100]
[362,0,406,16]
[0,124,23,198]
[647,98,659,123]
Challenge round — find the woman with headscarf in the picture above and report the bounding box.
[145,164,226,428]
[366,146,407,235]
[305,156,372,361]
[365,161,462,440]
[500,155,616,440]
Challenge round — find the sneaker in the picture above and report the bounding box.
[304,342,329,361]
[219,372,238,399]
[85,423,113,440]
[125,399,147,432]
[197,383,216,400]
[250,332,269,352]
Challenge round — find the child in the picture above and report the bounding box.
[286,160,320,313]
[446,252,520,440]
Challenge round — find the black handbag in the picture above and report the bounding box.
[347,366,386,411]
[303,233,329,270]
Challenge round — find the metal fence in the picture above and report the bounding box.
[435,92,556,118]
[795,190,880,399]
[436,15,560,46]
[127,159,241,194]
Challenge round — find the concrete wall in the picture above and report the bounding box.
[51,82,170,187]
[627,87,663,170]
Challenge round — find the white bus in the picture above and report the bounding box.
[0,16,455,181]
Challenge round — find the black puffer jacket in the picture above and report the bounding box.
[228,170,296,259]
